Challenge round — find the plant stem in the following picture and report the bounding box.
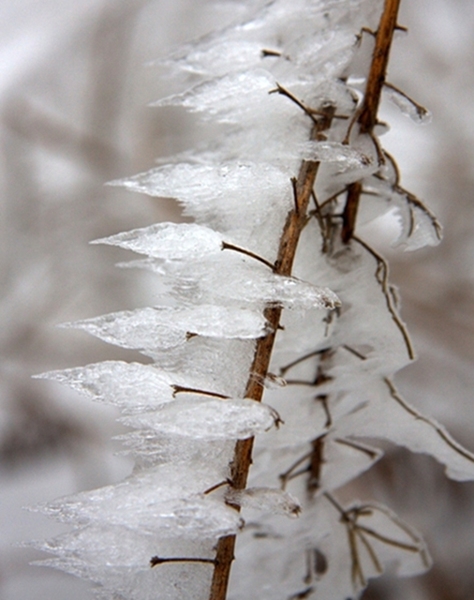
[208,108,335,600]
[341,0,401,243]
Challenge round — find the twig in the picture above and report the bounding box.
[209,107,337,600]
[352,234,415,360]
[172,385,229,399]
[342,0,401,242]
[221,241,276,271]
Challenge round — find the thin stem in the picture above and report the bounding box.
[384,81,430,121]
[150,556,215,567]
[172,385,229,399]
[279,347,331,376]
[209,108,336,600]
[352,234,415,360]
[342,0,401,242]
[334,438,379,459]
[221,241,275,271]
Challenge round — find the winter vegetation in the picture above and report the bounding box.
[2,1,474,600]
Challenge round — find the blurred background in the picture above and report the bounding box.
[0,1,473,598]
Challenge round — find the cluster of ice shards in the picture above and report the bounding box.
[35,1,474,599]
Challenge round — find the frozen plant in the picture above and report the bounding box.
[32,1,474,599]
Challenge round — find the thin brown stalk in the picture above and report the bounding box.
[341,0,401,243]
[208,108,336,600]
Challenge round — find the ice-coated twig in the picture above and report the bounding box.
[352,235,415,360]
[384,378,474,465]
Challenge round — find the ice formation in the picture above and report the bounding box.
[34,1,474,599]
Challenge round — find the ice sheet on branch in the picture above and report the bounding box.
[35,361,180,413]
[61,305,270,350]
[117,433,234,467]
[33,526,216,600]
[255,386,329,448]
[304,499,431,598]
[152,70,279,122]
[34,463,239,535]
[92,222,225,262]
[289,222,414,372]
[360,175,442,250]
[229,496,429,600]
[338,379,474,481]
[225,487,301,517]
[385,84,432,124]
[300,140,372,171]
[109,160,293,249]
[125,257,340,310]
[164,0,366,79]
[121,397,279,440]
[316,437,383,493]
[391,188,442,251]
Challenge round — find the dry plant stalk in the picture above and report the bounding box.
[33,1,474,599]
[211,3,400,596]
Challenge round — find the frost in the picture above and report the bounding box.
[121,397,279,440]
[61,305,270,350]
[92,223,225,262]
[226,487,301,517]
[35,361,176,413]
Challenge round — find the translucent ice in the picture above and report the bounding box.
[392,190,443,251]
[61,305,270,350]
[92,223,225,262]
[225,487,301,517]
[121,397,278,440]
[300,141,371,170]
[129,258,340,310]
[152,70,279,124]
[339,379,474,481]
[385,84,432,124]
[35,361,176,413]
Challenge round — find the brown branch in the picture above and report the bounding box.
[150,556,215,567]
[172,385,229,399]
[221,241,276,271]
[209,108,336,600]
[342,0,401,243]
[352,235,415,360]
